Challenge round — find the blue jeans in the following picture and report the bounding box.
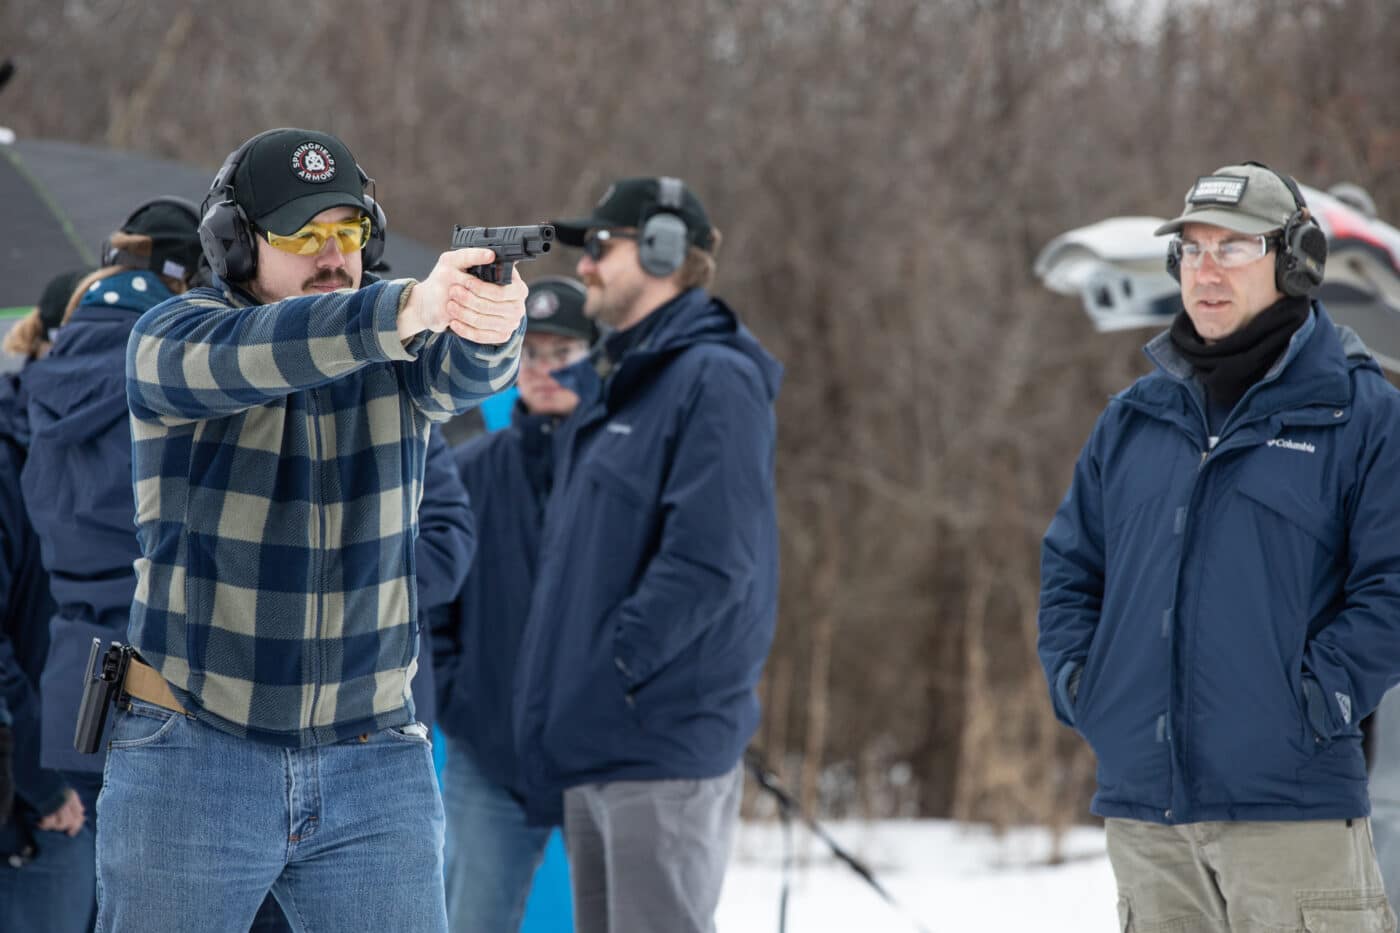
[96,700,446,933]
[441,735,553,933]
[0,814,96,932]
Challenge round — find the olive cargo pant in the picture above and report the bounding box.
[1106,817,1395,932]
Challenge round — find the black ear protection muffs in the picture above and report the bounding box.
[637,176,689,278]
[1166,236,1183,283]
[1260,164,1327,298]
[198,129,385,283]
[1166,163,1327,298]
[363,196,387,272]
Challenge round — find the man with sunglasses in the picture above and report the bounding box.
[104,128,525,932]
[1039,163,1400,928]
[512,178,782,933]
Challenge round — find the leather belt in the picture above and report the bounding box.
[121,657,190,716]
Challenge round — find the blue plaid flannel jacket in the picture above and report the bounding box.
[125,278,520,746]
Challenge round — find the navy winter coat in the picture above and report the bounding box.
[0,373,64,853]
[514,288,782,796]
[433,403,560,824]
[21,272,170,775]
[1039,306,1400,824]
[410,427,475,733]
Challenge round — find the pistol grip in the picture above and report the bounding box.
[467,261,513,285]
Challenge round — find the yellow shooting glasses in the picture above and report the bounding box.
[263,215,372,256]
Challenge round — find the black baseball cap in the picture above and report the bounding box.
[115,197,203,280]
[525,276,598,343]
[230,128,370,235]
[37,268,91,330]
[553,177,714,251]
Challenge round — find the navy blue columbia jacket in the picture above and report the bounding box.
[21,271,172,775]
[1039,306,1400,824]
[514,288,782,795]
[433,403,560,824]
[0,373,65,852]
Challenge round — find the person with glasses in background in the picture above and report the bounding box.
[103,128,526,932]
[1039,163,1400,930]
[432,275,598,933]
[513,178,782,933]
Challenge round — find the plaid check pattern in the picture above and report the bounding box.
[125,279,520,746]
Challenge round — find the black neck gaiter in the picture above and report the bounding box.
[1169,295,1311,408]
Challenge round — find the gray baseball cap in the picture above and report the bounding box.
[1154,164,1301,237]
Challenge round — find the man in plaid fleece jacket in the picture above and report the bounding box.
[97,128,524,933]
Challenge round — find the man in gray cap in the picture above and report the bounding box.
[100,128,526,932]
[1039,162,1400,929]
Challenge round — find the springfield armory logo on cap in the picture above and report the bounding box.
[290,142,337,183]
[1189,175,1248,205]
[528,291,560,319]
[596,183,616,207]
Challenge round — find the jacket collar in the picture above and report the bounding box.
[1131,302,1365,419]
[552,288,781,413]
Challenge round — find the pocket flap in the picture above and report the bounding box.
[1235,472,1340,550]
[1301,894,1395,933]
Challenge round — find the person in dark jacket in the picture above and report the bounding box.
[1,267,90,362]
[515,178,781,933]
[433,275,597,933]
[22,198,203,793]
[0,268,95,932]
[1039,163,1400,929]
[410,427,475,735]
[108,128,523,933]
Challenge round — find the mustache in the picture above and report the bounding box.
[303,269,354,290]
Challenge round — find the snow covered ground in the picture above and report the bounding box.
[717,819,1117,932]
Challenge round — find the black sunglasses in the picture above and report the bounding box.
[583,229,638,261]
